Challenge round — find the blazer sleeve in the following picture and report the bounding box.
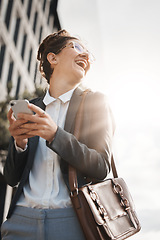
[3,96,44,187]
[3,137,29,187]
[46,91,115,180]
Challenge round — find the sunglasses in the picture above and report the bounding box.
[57,41,95,63]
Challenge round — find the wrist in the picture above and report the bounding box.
[15,140,28,152]
[15,140,28,150]
[47,126,59,144]
[47,126,58,143]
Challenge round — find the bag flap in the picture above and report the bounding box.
[80,178,135,226]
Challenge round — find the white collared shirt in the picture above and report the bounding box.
[17,88,76,209]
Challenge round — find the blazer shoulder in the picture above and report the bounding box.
[86,89,116,131]
[86,89,109,108]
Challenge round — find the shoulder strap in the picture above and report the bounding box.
[111,154,118,178]
[69,90,118,193]
[69,90,89,194]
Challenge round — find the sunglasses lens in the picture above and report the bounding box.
[74,43,84,53]
[73,42,95,63]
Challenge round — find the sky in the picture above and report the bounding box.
[58,0,160,239]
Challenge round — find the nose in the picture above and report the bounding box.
[79,52,89,61]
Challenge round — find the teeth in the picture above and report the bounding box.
[76,60,87,70]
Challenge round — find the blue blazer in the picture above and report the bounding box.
[4,87,115,218]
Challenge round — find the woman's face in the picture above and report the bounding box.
[53,40,91,82]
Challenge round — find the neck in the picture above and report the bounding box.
[49,76,80,98]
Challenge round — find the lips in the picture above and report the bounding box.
[75,59,87,70]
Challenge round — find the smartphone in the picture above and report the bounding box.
[10,99,34,119]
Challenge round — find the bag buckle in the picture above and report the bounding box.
[113,183,123,194]
[90,190,98,202]
[120,198,130,210]
[70,188,78,197]
[88,187,108,221]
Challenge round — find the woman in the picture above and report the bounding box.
[1,30,115,240]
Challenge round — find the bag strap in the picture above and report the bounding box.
[69,90,89,194]
[69,90,118,194]
[111,154,118,178]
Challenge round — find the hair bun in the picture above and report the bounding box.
[37,30,70,61]
[37,29,78,83]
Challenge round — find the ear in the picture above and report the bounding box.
[47,53,57,65]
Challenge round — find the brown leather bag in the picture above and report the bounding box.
[69,90,141,240]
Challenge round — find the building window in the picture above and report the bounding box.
[27,0,32,19]
[7,60,14,84]
[33,11,38,33]
[13,16,21,46]
[47,12,50,25]
[15,75,21,99]
[28,47,33,72]
[39,26,43,43]
[5,0,13,29]
[34,62,38,82]
[0,44,6,80]
[43,0,47,11]
[21,33,27,60]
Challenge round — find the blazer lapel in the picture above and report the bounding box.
[64,87,83,133]
[33,96,46,110]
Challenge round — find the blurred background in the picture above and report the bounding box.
[0,0,160,239]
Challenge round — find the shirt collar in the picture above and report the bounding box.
[43,87,76,106]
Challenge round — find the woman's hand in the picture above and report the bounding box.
[17,103,58,143]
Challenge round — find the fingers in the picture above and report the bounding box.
[7,108,28,128]
[17,113,46,124]
[7,108,13,119]
[19,123,46,136]
[19,117,57,142]
[13,127,32,135]
[28,103,45,116]
[15,133,35,140]
[7,106,36,145]
[9,119,29,135]
[19,122,38,130]
[7,108,15,124]
[10,103,57,141]
[9,125,30,139]
[17,104,47,123]
[8,116,30,139]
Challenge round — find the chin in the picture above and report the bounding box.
[77,68,85,79]
[71,72,83,84]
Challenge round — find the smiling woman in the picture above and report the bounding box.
[2,29,115,240]
[37,30,92,85]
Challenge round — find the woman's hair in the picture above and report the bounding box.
[37,29,78,83]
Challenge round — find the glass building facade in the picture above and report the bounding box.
[0,0,61,226]
[0,0,60,101]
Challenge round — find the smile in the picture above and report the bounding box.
[75,60,87,70]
